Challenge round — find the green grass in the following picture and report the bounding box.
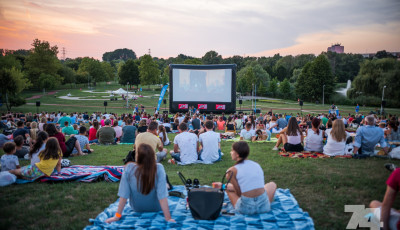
[1,83,400,229]
[1,134,400,230]
[3,82,399,115]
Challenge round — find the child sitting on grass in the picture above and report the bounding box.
[10,137,62,180]
[1,142,20,171]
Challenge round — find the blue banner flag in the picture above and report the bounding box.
[157,84,169,112]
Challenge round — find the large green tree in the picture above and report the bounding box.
[350,58,400,101]
[101,61,116,81]
[279,78,291,99]
[236,62,270,94]
[102,48,137,62]
[295,54,334,102]
[58,65,76,87]
[0,67,31,110]
[139,55,161,87]
[202,50,222,64]
[25,39,62,89]
[118,59,140,87]
[78,57,106,84]
[268,78,278,97]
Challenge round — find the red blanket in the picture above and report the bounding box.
[279,151,352,159]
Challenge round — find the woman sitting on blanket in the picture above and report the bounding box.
[106,143,175,223]
[220,141,276,214]
[272,117,304,152]
[304,118,324,152]
[225,116,236,133]
[10,137,62,181]
[323,119,350,156]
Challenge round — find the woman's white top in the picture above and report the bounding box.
[158,132,170,145]
[30,143,46,165]
[323,131,350,156]
[234,160,265,193]
[305,129,324,152]
[287,131,301,145]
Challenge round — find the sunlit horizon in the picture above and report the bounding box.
[1,0,399,60]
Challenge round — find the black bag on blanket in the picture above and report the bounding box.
[178,171,233,220]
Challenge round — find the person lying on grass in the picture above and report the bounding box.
[272,117,304,152]
[10,137,62,180]
[106,143,175,223]
[239,122,256,142]
[215,141,276,215]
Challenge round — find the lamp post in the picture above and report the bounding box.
[322,84,325,107]
[381,85,386,115]
[126,82,129,109]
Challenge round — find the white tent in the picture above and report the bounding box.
[112,88,129,94]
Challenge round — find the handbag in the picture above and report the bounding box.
[178,171,233,220]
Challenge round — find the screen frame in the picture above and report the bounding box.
[169,64,237,114]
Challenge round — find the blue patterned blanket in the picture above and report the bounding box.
[85,186,314,230]
[16,165,123,183]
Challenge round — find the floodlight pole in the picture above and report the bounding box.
[126,82,129,109]
[322,85,325,107]
[381,85,386,115]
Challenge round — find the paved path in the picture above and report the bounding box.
[26,91,58,100]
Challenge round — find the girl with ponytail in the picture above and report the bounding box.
[219,141,277,215]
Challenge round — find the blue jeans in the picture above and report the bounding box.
[235,191,271,215]
[265,129,271,141]
[198,149,222,162]
[171,152,181,162]
[89,139,99,144]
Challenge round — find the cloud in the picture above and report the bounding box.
[0,0,399,59]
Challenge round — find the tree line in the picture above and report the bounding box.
[1,38,398,110]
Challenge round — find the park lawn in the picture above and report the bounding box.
[5,83,400,115]
[1,133,400,230]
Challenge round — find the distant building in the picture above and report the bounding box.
[327,43,344,53]
[360,52,400,60]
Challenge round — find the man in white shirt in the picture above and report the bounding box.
[170,122,198,164]
[199,121,221,163]
[178,113,184,124]
[240,122,256,141]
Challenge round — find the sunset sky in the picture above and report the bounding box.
[1,0,399,60]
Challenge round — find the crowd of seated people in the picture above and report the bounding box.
[1,109,400,164]
[1,109,400,226]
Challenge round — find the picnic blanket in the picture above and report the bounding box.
[16,165,124,184]
[224,137,278,143]
[279,151,352,159]
[84,185,314,230]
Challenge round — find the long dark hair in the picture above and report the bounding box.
[158,125,167,142]
[286,117,301,136]
[29,131,48,157]
[93,120,99,130]
[45,123,58,136]
[135,144,157,195]
[232,141,250,165]
[311,118,320,135]
[39,137,61,160]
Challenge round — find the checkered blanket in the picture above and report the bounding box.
[279,151,353,159]
[84,186,314,230]
[16,165,124,183]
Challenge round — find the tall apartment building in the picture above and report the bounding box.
[327,44,344,53]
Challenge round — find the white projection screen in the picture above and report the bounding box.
[169,64,236,113]
[172,68,232,102]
